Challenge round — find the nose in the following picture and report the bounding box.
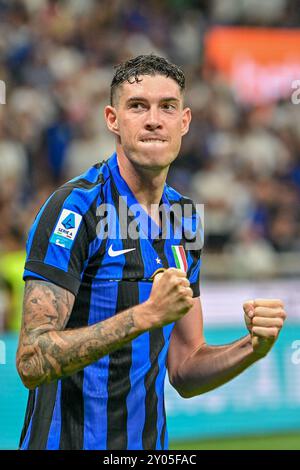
[145,107,162,131]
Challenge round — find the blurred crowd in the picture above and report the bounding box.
[0,0,300,331]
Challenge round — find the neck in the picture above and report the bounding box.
[116,150,168,210]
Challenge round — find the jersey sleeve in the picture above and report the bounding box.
[185,202,203,298]
[23,188,92,296]
[187,248,201,298]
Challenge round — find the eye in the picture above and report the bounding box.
[162,103,176,111]
[129,102,146,110]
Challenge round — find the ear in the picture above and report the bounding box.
[181,107,192,137]
[104,105,120,136]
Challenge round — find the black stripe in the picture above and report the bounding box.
[66,194,100,288]
[165,196,201,297]
[19,390,36,448]
[28,188,74,262]
[160,395,167,449]
[27,382,58,449]
[152,238,169,269]
[166,195,199,243]
[59,371,84,450]
[59,238,107,450]
[107,166,166,449]
[63,175,104,191]
[142,237,168,450]
[23,169,107,451]
[109,173,145,279]
[154,233,171,452]
[25,261,81,295]
[28,173,104,264]
[105,173,145,449]
[106,282,139,450]
[142,328,165,450]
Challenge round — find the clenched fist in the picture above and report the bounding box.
[243,299,287,357]
[143,268,194,330]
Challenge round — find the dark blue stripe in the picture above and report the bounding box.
[126,282,152,449]
[83,282,119,449]
[26,195,54,255]
[23,269,48,282]
[68,164,103,185]
[43,183,101,272]
[189,258,202,284]
[83,174,124,448]
[20,389,38,450]
[27,382,58,449]
[59,236,108,449]
[155,324,173,450]
[46,381,62,450]
[106,282,136,450]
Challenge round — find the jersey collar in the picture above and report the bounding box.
[107,152,171,242]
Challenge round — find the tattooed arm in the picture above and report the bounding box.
[17,269,194,390]
[16,280,152,390]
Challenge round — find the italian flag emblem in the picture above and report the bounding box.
[172,245,188,272]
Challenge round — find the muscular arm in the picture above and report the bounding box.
[167,297,259,398]
[16,280,150,390]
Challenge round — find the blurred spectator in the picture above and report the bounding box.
[227,226,278,279]
[0,278,11,331]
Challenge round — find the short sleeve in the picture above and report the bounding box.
[184,200,203,298]
[23,188,91,296]
[187,248,201,297]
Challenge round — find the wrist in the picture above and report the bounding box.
[251,338,274,360]
[133,300,156,332]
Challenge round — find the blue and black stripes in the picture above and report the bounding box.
[20,153,202,450]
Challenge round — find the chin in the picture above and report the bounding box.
[135,146,177,168]
[138,153,174,170]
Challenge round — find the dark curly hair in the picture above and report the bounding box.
[110,54,185,105]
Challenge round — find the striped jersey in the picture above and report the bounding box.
[19,152,201,450]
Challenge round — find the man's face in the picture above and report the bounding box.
[105,74,191,170]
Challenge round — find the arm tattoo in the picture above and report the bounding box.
[17,280,141,389]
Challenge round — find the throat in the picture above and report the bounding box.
[117,154,167,208]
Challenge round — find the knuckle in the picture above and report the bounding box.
[166,269,176,279]
[178,286,186,295]
[252,326,259,335]
[168,268,176,274]
[243,300,253,310]
[281,309,287,320]
[270,327,278,338]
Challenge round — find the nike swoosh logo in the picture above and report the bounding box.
[108,245,136,257]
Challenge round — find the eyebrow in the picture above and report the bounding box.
[126,96,180,103]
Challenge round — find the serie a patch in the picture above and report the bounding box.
[50,209,82,249]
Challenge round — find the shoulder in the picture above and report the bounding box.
[42,162,111,218]
[56,162,109,207]
[28,162,111,245]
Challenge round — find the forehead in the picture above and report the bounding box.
[118,74,182,102]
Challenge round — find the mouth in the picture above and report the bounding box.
[140,138,168,143]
